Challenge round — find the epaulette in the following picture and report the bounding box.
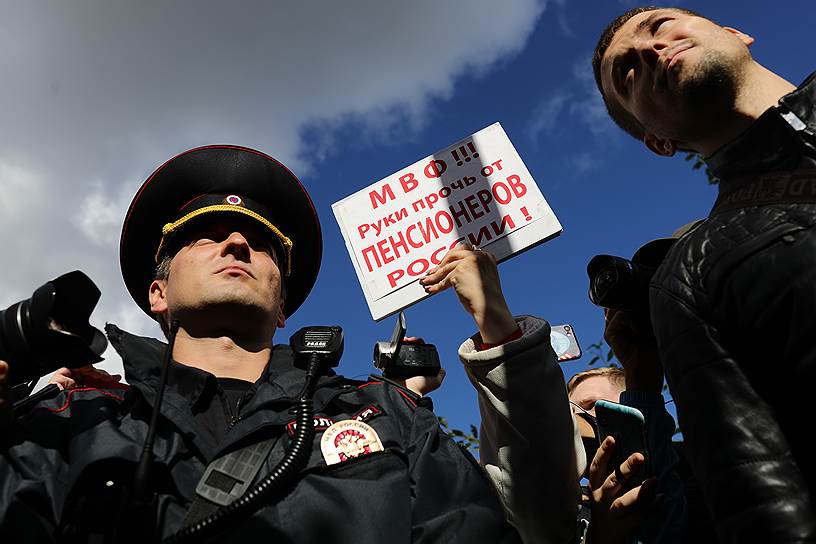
[16,385,128,420]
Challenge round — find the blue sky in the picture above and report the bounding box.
[291,1,815,431]
[2,1,812,434]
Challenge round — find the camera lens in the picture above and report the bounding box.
[593,268,617,299]
[587,255,650,311]
[0,271,107,386]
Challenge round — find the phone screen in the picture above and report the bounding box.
[551,323,581,362]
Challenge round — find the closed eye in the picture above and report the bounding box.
[191,232,219,245]
[651,17,672,35]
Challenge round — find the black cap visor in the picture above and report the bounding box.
[120,145,321,318]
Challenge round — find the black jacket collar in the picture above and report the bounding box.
[105,323,343,411]
[706,71,816,183]
[106,324,349,461]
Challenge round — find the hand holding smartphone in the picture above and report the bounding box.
[594,399,649,490]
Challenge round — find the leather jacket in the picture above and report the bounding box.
[650,71,816,543]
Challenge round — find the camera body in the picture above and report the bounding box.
[586,237,677,312]
[586,255,656,312]
[373,312,441,379]
[0,271,107,386]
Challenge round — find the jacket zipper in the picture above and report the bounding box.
[227,396,244,431]
[226,390,255,431]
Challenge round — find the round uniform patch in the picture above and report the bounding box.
[320,420,383,466]
[226,194,243,206]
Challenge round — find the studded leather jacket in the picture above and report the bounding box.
[650,71,816,543]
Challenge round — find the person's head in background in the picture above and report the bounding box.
[568,366,625,416]
[568,366,626,476]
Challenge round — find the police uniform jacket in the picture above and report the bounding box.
[0,324,519,542]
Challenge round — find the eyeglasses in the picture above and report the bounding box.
[570,401,600,441]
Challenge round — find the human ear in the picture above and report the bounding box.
[149,280,169,314]
[723,27,754,47]
[276,299,286,329]
[644,133,677,157]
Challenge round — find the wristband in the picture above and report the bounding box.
[476,326,522,351]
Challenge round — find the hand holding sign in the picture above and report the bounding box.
[421,245,518,345]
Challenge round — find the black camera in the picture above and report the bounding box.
[0,270,107,386]
[373,312,440,379]
[586,238,677,312]
[586,256,656,312]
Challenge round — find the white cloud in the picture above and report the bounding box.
[108,301,159,338]
[0,155,81,304]
[568,57,617,137]
[556,12,575,37]
[565,151,602,174]
[528,93,571,139]
[526,53,620,177]
[0,1,548,378]
[0,157,44,224]
[0,2,546,175]
[527,55,617,142]
[74,185,133,248]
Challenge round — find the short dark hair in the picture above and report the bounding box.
[153,254,173,337]
[592,6,704,140]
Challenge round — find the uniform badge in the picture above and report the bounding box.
[286,415,335,437]
[320,420,383,466]
[225,194,243,206]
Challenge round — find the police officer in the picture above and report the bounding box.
[0,145,551,542]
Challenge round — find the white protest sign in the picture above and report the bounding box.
[333,122,562,321]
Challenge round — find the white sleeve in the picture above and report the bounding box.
[459,315,584,544]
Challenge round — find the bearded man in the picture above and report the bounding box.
[593,7,816,542]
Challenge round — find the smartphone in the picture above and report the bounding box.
[550,324,582,362]
[594,399,649,489]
